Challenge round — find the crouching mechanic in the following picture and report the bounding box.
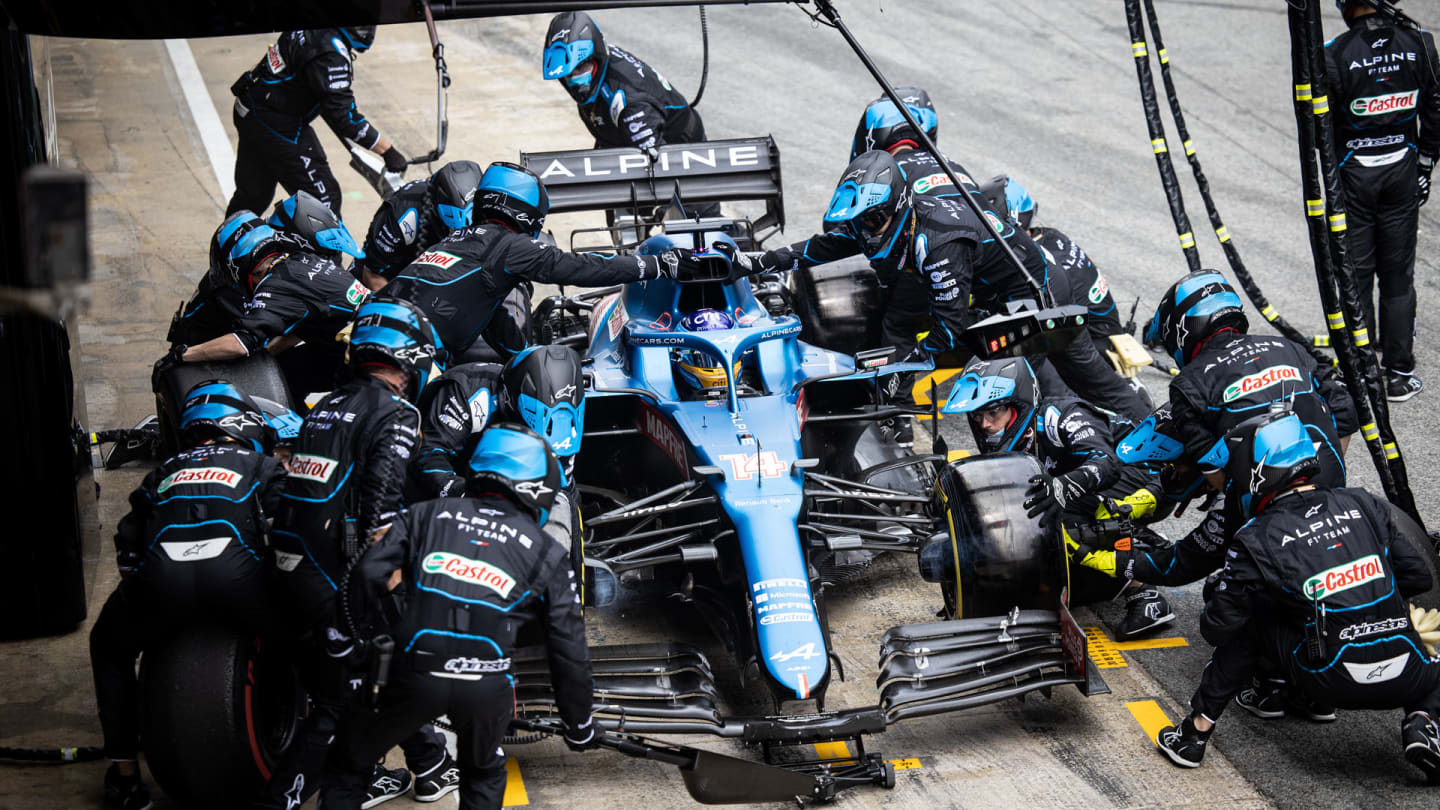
[942,355,1175,637]
[319,426,597,810]
[263,297,455,808]
[1154,409,1440,784]
[90,381,285,810]
[386,161,702,362]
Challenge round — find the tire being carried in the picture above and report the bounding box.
[140,626,302,809]
[929,453,1065,620]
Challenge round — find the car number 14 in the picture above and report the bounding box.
[718,451,787,480]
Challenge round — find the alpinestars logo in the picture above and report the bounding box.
[1350,90,1418,117]
[1222,365,1301,402]
[513,480,553,499]
[1303,554,1384,600]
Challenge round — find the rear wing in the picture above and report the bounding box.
[521,137,784,234]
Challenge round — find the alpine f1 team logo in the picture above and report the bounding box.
[1221,365,1301,403]
[288,454,339,484]
[422,551,516,598]
[1349,89,1418,117]
[158,467,242,492]
[1303,554,1384,601]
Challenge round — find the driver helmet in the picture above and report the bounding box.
[179,379,275,454]
[542,11,609,104]
[851,86,939,158]
[337,26,376,55]
[1144,270,1248,368]
[425,160,483,237]
[942,356,1040,453]
[501,345,586,468]
[824,150,913,273]
[1221,408,1321,520]
[349,297,443,403]
[209,211,304,292]
[466,423,564,525]
[267,190,365,262]
[476,162,549,237]
[674,309,739,397]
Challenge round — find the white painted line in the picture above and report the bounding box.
[163,38,235,202]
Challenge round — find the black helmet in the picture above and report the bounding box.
[338,26,376,54]
[268,190,364,261]
[941,356,1040,453]
[178,379,275,454]
[851,86,938,159]
[823,151,912,267]
[542,11,609,104]
[349,297,443,402]
[476,162,550,236]
[426,160,484,236]
[501,345,585,467]
[1144,270,1248,368]
[209,210,303,290]
[1221,408,1321,519]
[466,423,564,525]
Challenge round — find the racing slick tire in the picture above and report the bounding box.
[140,626,303,809]
[788,257,885,354]
[154,352,294,456]
[1387,501,1440,611]
[932,452,1064,619]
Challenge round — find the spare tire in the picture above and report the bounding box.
[155,353,294,456]
[140,626,303,809]
[788,256,884,353]
[933,452,1064,619]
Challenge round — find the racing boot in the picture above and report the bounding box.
[1402,711,1440,784]
[363,764,414,809]
[103,763,153,810]
[412,751,461,802]
[1386,369,1423,403]
[1234,676,1287,719]
[1284,691,1337,723]
[1155,715,1211,768]
[1115,585,1174,639]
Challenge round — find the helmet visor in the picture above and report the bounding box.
[436,202,474,232]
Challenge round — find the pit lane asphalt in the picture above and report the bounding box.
[5,1,1440,806]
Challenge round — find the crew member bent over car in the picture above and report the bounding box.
[90,381,285,810]
[356,160,483,289]
[1154,410,1440,785]
[319,426,597,810]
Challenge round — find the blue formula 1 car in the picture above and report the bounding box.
[509,142,1107,800]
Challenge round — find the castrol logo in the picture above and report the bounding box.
[158,467,242,492]
[288,454,338,484]
[422,552,516,598]
[1221,365,1301,403]
[1350,90,1418,117]
[1304,554,1384,600]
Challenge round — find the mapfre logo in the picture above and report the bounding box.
[421,552,516,598]
[1303,554,1384,600]
[158,467,242,492]
[1222,365,1301,403]
[1350,90,1418,117]
[288,454,338,484]
[413,250,462,270]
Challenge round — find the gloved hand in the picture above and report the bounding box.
[1411,602,1440,657]
[381,145,408,173]
[1063,525,1118,577]
[1419,155,1435,207]
[563,716,601,752]
[116,548,142,578]
[710,241,760,276]
[654,248,703,281]
[324,626,369,666]
[151,344,187,391]
[1023,472,1083,521]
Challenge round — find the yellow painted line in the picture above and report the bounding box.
[502,758,529,807]
[888,757,923,771]
[1085,626,1189,669]
[911,368,964,420]
[1112,636,1190,652]
[812,741,852,761]
[1126,700,1173,746]
[946,449,972,463]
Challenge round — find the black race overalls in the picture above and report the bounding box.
[167,272,248,347]
[358,179,442,283]
[409,362,503,501]
[1030,226,1126,346]
[320,495,594,810]
[1325,16,1440,374]
[229,30,381,216]
[90,443,284,760]
[1192,486,1440,722]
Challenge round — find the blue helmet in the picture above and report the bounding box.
[268,190,364,261]
[1003,177,1037,231]
[179,379,274,453]
[350,297,442,402]
[1116,403,1186,464]
[943,356,1040,453]
[1221,409,1321,519]
[251,395,303,446]
[467,424,564,525]
[674,308,737,396]
[427,160,483,234]
[851,87,938,159]
[477,162,549,236]
[209,211,303,290]
[1144,271,1248,368]
[338,26,375,54]
[543,11,608,104]
[825,150,912,268]
[501,345,585,468]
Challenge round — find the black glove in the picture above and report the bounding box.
[324,626,369,667]
[710,241,760,276]
[1420,154,1435,207]
[563,717,601,752]
[151,344,187,392]
[654,247,703,281]
[381,145,407,173]
[1023,472,1083,521]
[116,548,142,578]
